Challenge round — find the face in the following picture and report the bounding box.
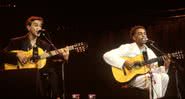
[132,28,148,45]
[27,20,43,37]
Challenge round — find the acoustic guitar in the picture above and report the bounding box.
[4,42,88,70]
[111,51,184,83]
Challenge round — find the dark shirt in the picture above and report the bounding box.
[5,34,51,51]
[3,34,51,65]
[2,34,62,97]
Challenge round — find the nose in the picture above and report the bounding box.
[142,33,147,38]
[37,26,42,30]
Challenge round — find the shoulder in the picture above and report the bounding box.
[145,45,154,53]
[10,35,27,42]
[119,42,137,48]
[7,35,28,46]
[9,35,28,44]
[38,39,50,46]
[37,39,51,51]
[146,46,157,57]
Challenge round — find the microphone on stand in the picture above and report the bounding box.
[147,39,155,44]
[38,29,52,40]
[38,29,46,36]
[144,37,155,44]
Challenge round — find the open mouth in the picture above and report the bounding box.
[36,32,41,36]
[141,38,147,43]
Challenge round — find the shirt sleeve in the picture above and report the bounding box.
[103,44,130,69]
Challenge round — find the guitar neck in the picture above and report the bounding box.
[40,45,74,59]
[145,57,163,65]
[141,52,178,66]
[138,54,170,66]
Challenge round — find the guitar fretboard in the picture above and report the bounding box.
[133,51,183,67]
[40,45,75,59]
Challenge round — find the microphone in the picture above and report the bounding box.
[144,37,155,44]
[147,39,155,44]
[38,29,46,36]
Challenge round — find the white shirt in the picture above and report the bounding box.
[103,42,166,72]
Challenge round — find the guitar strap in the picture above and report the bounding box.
[142,48,148,61]
[32,46,40,62]
[143,51,148,61]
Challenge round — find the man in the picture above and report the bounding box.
[3,16,69,99]
[103,25,171,99]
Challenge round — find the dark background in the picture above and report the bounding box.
[0,0,185,99]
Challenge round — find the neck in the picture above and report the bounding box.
[28,32,37,47]
[28,32,37,41]
[136,42,145,50]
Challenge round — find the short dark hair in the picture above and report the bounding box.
[129,25,146,38]
[25,16,44,27]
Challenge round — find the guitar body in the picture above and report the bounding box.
[4,47,46,70]
[112,54,150,83]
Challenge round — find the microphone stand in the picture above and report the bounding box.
[148,42,182,99]
[174,64,182,99]
[143,46,154,99]
[42,33,66,99]
[149,43,165,55]
[147,42,165,99]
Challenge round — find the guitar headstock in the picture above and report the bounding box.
[171,50,184,59]
[72,42,88,53]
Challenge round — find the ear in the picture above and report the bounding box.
[26,25,30,31]
[132,36,136,41]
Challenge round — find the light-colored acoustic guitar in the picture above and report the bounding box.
[4,42,88,70]
[111,51,184,83]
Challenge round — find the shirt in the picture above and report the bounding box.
[103,42,158,69]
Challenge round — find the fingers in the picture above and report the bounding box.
[126,65,132,70]
[162,54,171,69]
[59,47,70,61]
[63,46,69,55]
[59,47,69,54]
[162,54,171,62]
[75,46,85,53]
[16,52,28,64]
[124,61,133,70]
